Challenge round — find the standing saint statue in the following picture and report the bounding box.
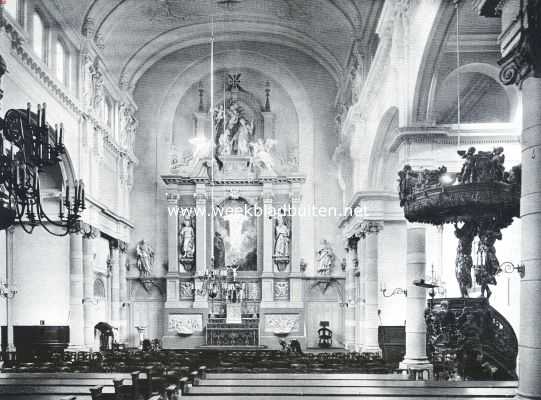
[136,239,154,277]
[214,231,225,269]
[274,215,290,257]
[179,217,195,258]
[317,239,335,275]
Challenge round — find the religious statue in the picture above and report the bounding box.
[136,239,154,277]
[454,222,477,297]
[458,147,476,184]
[250,138,276,172]
[274,215,290,257]
[457,146,507,184]
[491,147,505,181]
[317,239,335,275]
[237,117,255,155]
[213,231,225,269]
[214,100,256,159]
[179,217,195,258]
[475,222,502,299]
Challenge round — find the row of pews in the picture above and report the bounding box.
[0,365,206,400]
[183,372,519,399]
[1,349,392,374]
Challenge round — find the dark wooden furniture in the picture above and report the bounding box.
[318,321,332,348]
[13,325,70,362]
[378,326,405,366]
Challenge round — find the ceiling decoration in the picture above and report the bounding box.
[50,0,381,88]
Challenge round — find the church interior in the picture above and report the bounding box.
[0,0,540,399]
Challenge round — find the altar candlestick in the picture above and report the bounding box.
[37,104,41,128]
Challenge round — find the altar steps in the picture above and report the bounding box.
[184,372,517,399]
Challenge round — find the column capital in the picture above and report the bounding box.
[82,223,99,239]
[118,241,128,253]
[193,191,207,203]
[498,1,541,87]
[361,220,384,234]
[166,192,180,204]
[289,190,302,203]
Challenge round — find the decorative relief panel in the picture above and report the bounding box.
[168,314,203,333]
[274,279,289,300]
[179,281,194,299]
[264,314,300,334]
[244,281,261,300]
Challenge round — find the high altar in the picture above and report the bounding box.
[161,75,306,348]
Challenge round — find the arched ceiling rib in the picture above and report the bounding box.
[121,22,345,89]
[53,0,381,88]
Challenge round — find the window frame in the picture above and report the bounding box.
[55,37,70,87]
[31,8,48,63]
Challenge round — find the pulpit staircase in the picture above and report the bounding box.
[426,297,518,381]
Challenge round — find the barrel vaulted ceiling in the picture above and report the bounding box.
[52,0,382,88]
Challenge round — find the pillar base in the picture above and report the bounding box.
[360,345,382,356]
[399,360,433,380]
[515,394,541,400]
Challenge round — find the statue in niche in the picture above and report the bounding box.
[136,239,154,277]
[274,214,290,257]
[213,231,225,269]
[317,239,335,275]
[454,222,476,297]
[179,217,195,258]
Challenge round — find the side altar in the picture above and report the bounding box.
[161,74,306,349]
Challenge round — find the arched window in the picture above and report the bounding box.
[55,39,68,85]
[32,11,46,61]
[4,0,18,19]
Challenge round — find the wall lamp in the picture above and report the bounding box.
[381,287,407,297]
[500,262,525,278]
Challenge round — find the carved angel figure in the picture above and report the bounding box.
[251,138,276,171]
[136,240,154,277]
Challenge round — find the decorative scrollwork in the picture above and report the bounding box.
[425,298,517,381]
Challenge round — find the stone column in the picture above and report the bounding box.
[490,4,541,396]
[356,233,366,351]
[110,241,120,327]
[344,237,357,351]
[261,185,274,305]
[400,224,431,372]
[289,187,303,306]
[193,186,207,308]
[516,76,541,400]
[167,194,180,274]
[5,226,14,352]
[118,242,128,343]
[69,230,85,348]
[361,222,382,355]
[82,225,98,348]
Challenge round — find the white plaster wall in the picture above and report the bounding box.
[377,221,407,326]
[11,227,70,325]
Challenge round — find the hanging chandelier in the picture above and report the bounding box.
[0,102,85,235]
